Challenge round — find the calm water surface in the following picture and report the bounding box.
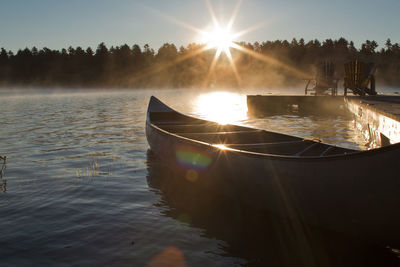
[0,88,398,266]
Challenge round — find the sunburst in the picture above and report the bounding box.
[202,25,235,53]
[142,0,309,87]
[199,0,245,86]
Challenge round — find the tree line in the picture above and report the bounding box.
[1,38,400,88]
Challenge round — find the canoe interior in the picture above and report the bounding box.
[149,109,358,157]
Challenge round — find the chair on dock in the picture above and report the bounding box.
[344,60,376,96]
[305,61,338,96]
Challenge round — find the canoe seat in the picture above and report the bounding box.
[222,140,357,157]
[294,142,323,156]
[224,140,313,155]
[242,140,317,155]
[158,123,249,133]
[321,146,358,156]
[180,130,261,135]
[294,142,358,157]
[226,140,305,148]
[179,130,299,145]
[150,112,206,125]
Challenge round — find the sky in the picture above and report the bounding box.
[1,0,399,52]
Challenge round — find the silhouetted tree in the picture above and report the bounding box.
[1,38,400,88]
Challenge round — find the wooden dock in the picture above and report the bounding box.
[247,94,400,147]
[247,95,346,115]
[345,95,400,147]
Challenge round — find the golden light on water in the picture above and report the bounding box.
[194,92,248,125]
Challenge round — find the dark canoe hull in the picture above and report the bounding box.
[146,97,400,245]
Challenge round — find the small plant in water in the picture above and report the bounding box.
[0,155,7,192]
[75,159,99,179]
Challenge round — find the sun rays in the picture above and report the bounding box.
[201,22,241,86]
[142,0,308,87]
[200,0,244,86]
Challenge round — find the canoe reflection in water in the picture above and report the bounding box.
[146,150,399,266]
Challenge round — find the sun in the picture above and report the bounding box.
[202,25,235,53]
[199,22,241,86]
[149,0,289,87]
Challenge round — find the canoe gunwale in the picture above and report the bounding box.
[148,122,367,162]
[147,96,400,161]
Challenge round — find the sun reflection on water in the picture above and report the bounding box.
[194,91,248,125]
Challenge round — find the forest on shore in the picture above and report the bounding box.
[1,38,400,88]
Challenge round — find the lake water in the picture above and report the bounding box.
[0,88,399,266]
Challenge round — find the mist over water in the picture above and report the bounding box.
[0,88,399,266]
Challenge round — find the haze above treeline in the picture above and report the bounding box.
[1,38,399,89]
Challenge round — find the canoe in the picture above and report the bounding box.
[146,96,400,245]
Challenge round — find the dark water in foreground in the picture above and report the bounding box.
[0,88,399,266]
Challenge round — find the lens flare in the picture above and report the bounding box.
[185,169,199,182]
[176,147,212,170]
